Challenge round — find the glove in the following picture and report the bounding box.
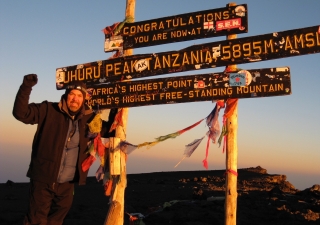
[23,74,38,87]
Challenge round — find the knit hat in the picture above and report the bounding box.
[64,81,87,99]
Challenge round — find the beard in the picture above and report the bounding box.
[67,101,82,112]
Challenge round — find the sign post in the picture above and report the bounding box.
[225,3,238,225]
[104,1,135,225]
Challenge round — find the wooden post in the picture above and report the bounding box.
[104,1,135,225]
[224,2,238,225]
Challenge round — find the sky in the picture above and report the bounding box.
[0,0,319,190]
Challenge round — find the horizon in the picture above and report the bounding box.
[1,141,318,190]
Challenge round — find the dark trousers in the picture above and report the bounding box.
[23,179,74,225]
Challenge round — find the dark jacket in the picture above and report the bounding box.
[12,84,95,185]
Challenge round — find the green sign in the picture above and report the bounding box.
[56,25,319,89]
[104,4,248,51]
[85,67,291,109]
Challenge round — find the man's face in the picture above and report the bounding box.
[67,89,84,112]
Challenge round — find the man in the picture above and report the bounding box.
[13,74,95,225]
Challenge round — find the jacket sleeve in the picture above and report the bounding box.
[12,84,41,124]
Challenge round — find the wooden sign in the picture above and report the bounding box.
[56,25,319,89]
[85,67,291,109]
[104,4,248,51]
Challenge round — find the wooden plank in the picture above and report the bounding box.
[104,4,248,51]
[224,3,238,223]
[56,25,319,88]
[104,201,121,225]
[85,66,291,109]
[109,137,121,175]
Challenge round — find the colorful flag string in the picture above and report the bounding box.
[137,118,204,149]
[82,100,239,175]
[119,102,226,169]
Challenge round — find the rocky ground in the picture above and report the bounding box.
[1,166,319,225]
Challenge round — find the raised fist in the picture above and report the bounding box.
[23,74,38,87]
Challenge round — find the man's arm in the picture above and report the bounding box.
[12,74,39,124]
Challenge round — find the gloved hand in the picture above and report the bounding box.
[23,74,38,87]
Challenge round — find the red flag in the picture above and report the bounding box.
[102,22,120,35]
[202,135,211,170]
[109,109,124,132]
[81,155,96,172]
[94,133,105,158]
[178,119,204,135]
